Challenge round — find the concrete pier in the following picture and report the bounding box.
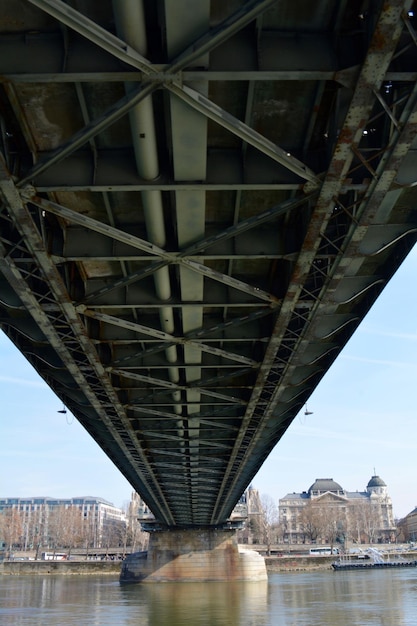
[120,528,267,583]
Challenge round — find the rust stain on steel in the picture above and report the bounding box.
[337,126,354,145]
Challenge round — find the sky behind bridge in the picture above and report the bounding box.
[1,245,416,518]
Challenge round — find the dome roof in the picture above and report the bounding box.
[367,475,386,488]
[308,478,343,494]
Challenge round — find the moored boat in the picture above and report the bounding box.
[332,548,417,571]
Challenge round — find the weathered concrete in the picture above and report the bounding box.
[0,560,120,576]
[265,555,336,571]
[120,529,267,583]
[0,554,338,577]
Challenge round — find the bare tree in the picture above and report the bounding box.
[48,506,83,557]
[347,500,381,544]
[260,494,279,555]
[30,508,48,560]
[361,501,382,544]
[127,520,148,552]
[123,500,148,553]
[0,509,23,557]
[80,511,99,557]
[320,506,345,550]
[101,519,127,558]
[297,500,345,548]
[346,503,363,544]
[394,517,407,543]
[297,502,323,543]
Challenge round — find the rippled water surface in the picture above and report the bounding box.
[1,568,417,625]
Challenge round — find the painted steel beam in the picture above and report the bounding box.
[111,368,247,406]
[2,0,416,528]
[27,0,155,75]
[29,193,282,305]
[81,308,258,367]
[71,193,310,303]
[169,83,320,185]
[31,146,318,191]
[211,0,415,523]
[27,0,279,76]
[20,0,281,187]
[0,161,175,525]
[0,69,362,84]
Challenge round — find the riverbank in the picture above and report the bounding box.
[0,554,333,576]
[0,560,121,575]
[265,555,334,572]
[3,546,414,576]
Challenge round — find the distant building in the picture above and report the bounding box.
[236,485,264,544]
[279,475,396,545]
[401,506,417,542]
[129,492,154,522]
[0,496,126,549]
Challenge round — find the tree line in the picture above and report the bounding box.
[242,496,400,552]
[1,496,401,559]
[0,505,148,559]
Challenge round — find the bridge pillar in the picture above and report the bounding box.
[120,528,267,583]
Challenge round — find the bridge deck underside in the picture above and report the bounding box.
[1,0,417,527]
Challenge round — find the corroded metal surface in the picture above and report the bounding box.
[1,0,417,528]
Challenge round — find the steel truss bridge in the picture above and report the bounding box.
[1,0,417,529]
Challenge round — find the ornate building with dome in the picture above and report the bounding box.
[279,475,396,545]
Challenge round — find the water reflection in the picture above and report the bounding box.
[268,570,410,625]
[136,580,268,626]
[1,569,417,625]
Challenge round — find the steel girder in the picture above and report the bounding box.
[1,0,417,527]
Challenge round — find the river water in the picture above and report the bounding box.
[1,569,417,625]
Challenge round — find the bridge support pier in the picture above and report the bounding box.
[120,528,267,583]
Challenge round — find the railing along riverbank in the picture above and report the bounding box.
[2,544,414,576]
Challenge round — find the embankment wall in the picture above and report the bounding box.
[0,554,333,576]
[0,560,121,575]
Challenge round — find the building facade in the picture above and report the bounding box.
[401,506,417,543]
[279,476,396,545]
[0,496,126,550]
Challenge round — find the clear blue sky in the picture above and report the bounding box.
[1,245,416,517]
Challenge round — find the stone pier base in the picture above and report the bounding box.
[120,528,267,583]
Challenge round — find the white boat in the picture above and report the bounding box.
[332,548,417,571]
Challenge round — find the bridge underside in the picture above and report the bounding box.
[1,0,417,529]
